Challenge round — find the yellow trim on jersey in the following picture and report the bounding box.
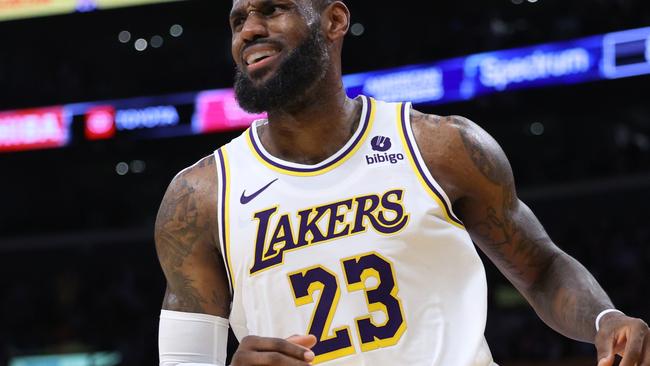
[245,98,378,177]
[396,103,465,229]
[221,148,236,291]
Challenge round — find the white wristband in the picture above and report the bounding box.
[595,309,624,332]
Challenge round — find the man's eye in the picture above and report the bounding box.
[232,17,244,29]
[265,5,284,15]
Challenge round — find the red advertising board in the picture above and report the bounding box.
[194,89,266,133]
[85,106,116,140]
[0,107,69,152]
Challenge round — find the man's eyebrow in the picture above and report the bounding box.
[230,0,280,18]
[230,7,246,19]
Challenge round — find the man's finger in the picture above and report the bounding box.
[287,334,317,349]
[620,327,645,366]
[239,350,313,366]
[596,329,616,365]
[597,355,615,366]
[639,332,650,366]
[245,336,315,361]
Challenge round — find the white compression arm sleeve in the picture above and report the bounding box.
[159,310,229,366]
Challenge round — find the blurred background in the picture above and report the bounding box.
[1,0,649,365]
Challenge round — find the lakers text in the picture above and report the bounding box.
[249,189,410,275]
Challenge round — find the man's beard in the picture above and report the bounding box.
[234,23,329,114]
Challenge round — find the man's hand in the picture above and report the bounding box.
[231,335,317,366]
[596,313,650,366]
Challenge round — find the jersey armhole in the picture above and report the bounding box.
[396,102,465,229]
[215,147,235,296]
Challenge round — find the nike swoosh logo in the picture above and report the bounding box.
[240,178,279,205]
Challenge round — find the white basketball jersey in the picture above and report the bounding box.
[214,96,495,366]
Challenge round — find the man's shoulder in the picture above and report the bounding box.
[408,109,479,168]
[409,109,509,202]
[156,154,219,241]
[409,109,475,141]
[176,155,218,183]
[164,154,219,212]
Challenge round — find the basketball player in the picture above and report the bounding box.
[156,1,650,365]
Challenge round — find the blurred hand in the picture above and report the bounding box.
[231,334,317,366]
[596,313,650,366]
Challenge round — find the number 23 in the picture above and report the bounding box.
[287,252,407,364]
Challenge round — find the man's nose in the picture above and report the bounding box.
[240,12,269,42]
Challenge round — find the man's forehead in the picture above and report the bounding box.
[231,0,308,10]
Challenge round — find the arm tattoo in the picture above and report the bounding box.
[411,110,442,126]
[468,186,551,283]
[156,166,217,313]
[456,116,505,185]
[197,156,216,168]
[453,115,552,284]
[163,271,208,313]
[450,115,612,341]
[157,178,203,269]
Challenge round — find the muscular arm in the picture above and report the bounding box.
[155,156,231,317]
[156,156,317,366]
[411,111,612,342]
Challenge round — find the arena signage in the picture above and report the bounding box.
[1,26,649,153]
[193,90,266,134]
[0,107,69,152]
[345,27,650,104]
[461,39,601,98]
[85,106,116,140]
[361,66,445,103]
[345,36,605,104]
[115,105,179,131]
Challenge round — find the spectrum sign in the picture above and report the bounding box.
[0,107,69,152]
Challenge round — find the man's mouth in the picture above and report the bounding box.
[242,45,282,76]
[245,49,279,66]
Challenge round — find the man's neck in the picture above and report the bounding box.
[259,84,362,165]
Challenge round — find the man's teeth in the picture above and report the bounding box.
[246,50,278,65]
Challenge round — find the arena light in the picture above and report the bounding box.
[9,352,121,366]
[0,0,185,22]
[602,27,650,79]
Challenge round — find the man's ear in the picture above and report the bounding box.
[321,1,351,42]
